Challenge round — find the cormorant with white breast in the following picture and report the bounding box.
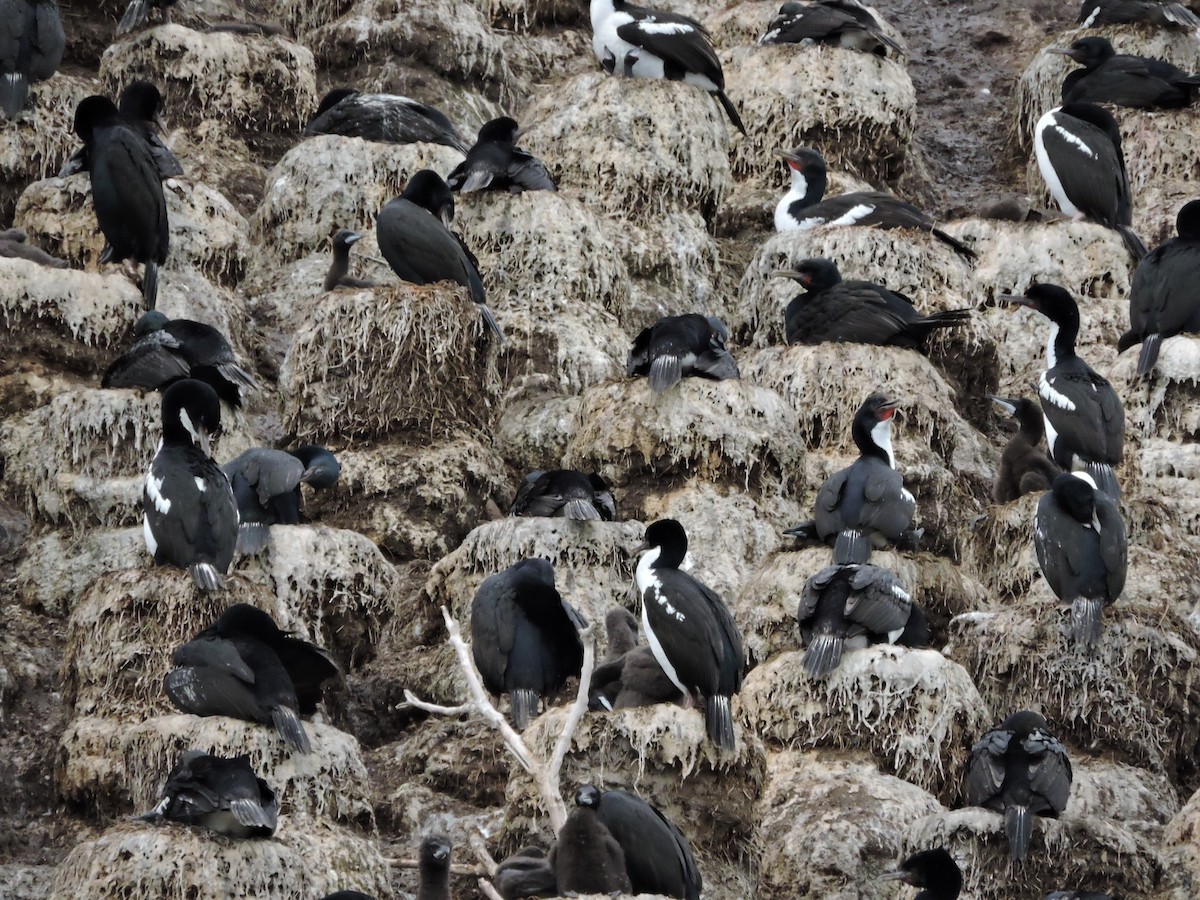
[590,0,746,134]
[137,749,278,838]
[1001,284,1125,498]
[774,147,975,259]
[879,848,962,899]
[324,229,380,291]
[103,310,257,407]
[447,116,556,194]
[797,563,925,677]
[60,81,183,180]
[1033,102,1146,260]
[305,88,469,152]
[1077,0,1200,31]
[990,395,1061,503]
[72,95,169,306]
[774,257,971,349]
[376,169,505,343]
[1118,199,1200,375]
[1056,36,1200,108]
[636,519,745,750]
[785,392,919,563]
[965,710,1072,862]
[470,558,585,729]
[0,0,64,119]
[593,788,702,899]
[1035,472,1127,649]
[417,835,452,900]
[551,786,634,895]
[626,313,740,393]
[760,0,903,58]
[221,445,341,553]
[165,603,339,753]
[143,379,237,591]
[510,469,616,521]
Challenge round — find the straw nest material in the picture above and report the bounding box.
[58,714,374,826]
[307,437,510,560]
[739,646,988,801]
[15,175,251,287]
[248,136,462,265]
[946,586,1200,777]
[958,492,1042,598]
[907,806,1165,900]
[0,866,52,900]
[381,716,509,808]
[563,378,805,499]
[471,0,584,29]
[279,283,501,441]
[1164,785,1200,898]
[273,0,356,38]
[49,818,391,899]
[504,704,768,854]
[722,44,915,181]
[0,387,254,528]
[100,24,318,132]
[492,380,582,470]
[521,72,733,221]
[754,750,944,900]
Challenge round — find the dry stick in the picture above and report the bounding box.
[478,879,506,900]
[385,859,483,876]
[469,831,500,877]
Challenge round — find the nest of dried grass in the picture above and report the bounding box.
[958,492,1042,598]
[1067,759,1179,832]
[279,283,501,441]
[274,0,357,37]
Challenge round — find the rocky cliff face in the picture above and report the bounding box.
[3,0,1200,898]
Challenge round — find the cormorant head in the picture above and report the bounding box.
[574,784,603,809]
[478,116,520,144]
[215,603,286,641]
[879,847,962,897]
[641,519,689,569]
[313,87,360,118]
[1052,472,1100,524]
[775,146,827,176]
[119,80,165,126]
[72,95,121,142]
[999,709,1049,736]
[420,834,452,866]
[1057,36,1115,68]
[292,445,342,489]
[160,378,222,455]
[1176,199,1200,241]
[772,257,843,291]
[133,309,170,338]
[331,228,363,252]
[402,170,456,228]
[999,283,1080,330]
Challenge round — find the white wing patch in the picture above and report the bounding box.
[638,21,694,35]
[1039,373,1077,411]
[826,203,877,226]
[146,473,171,514]
[1080,7,1099,26]
[194,477,207,492]
[1053,124,1097,158]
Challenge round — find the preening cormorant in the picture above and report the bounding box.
[221,445,341,553]
[60,80,183,180]
[879,847,963,899]
[760,0,904,57]
[626,313,740,393]
[509,469,616,521]
[136,749,278,838]
[447,116,557,194]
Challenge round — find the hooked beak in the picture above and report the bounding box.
[769,268,807,283]
[438,207,452,229]
[775,148,805,168]
[988,395,1018,416]
[196,425,212,458]
[634,539,650,554]
[344,231,362,245]
[1047,47,1081,61]
[998,292,1036,309]
[878,869,915,884]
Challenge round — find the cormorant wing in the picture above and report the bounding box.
[172,634,255,682]
[627,325,654,376]
[1039,369,1124,465]
[222,449,305,508]
[798,565,839,621]
[1096,495,1128,599]
[275,635,339,714]
[813,468,850,537]
[1022,727,1073,813]
[509,470,545,515]
[965,727,1013,805]
[164,664,266,722]
[471,572,522,692]
[616,8,724,84]
[843,565,911,635]
[102,330,190,388]
[1039,117,1128,226]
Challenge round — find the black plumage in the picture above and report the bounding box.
[1033,102,1146,260]
[143,379,237,591]
[72,95,169,307]
[103,310,257,407]
[0,226,67,267]
[797,563,921,677]
[165,603,339,753]
[377,169,505,342]
[1035,472,1127,649]
[965,710,1072,862]
[222,445,341,553]
[509,469,616,521]
[593,788,702,899]
[305,88,469,153]
[878,847,963,899]
[1077,0,1200,31]
[324,229,380,291]
[775,257,970,348]
[1001,284,1125,498]
[136,750,278,838]
[774,147,975,259]
[760,0,903,57]
[417,835,452,900]
[635,519,745,750]
[60,80,183,180]
[990,395,1061,503]
[1118,199,1200,375]
[117,0,177,34]
[626,313,740,393]
[1057,36,1200,108]
[0,0,63,119]
[494,847,558,899]
[550,785,633,895]
[447,116,556,194]
[470,558,585,729]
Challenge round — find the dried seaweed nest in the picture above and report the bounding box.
[908,807,1165,899]
[946,587,1200,777]
[958,493,1042,598]
[50,818,391,899]
[504,705,768,855]
[754,750,944,900]
[100,24,317,132]
[279,283,501,441]
[58,714,374,826]
[722,44,915,181]
[16,175,251,287]
[739,646,988,801]
[563,378,805,499]
[248,137,462,266]
[521,72,733,222]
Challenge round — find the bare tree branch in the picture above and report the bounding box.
[385,859,483,876]
[469,830,499,876]
[478,878,506,900]
[400,693,473,716]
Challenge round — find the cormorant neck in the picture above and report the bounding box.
[853,415,894,466]
[1045,319,1078,369]
[789,164,826,210]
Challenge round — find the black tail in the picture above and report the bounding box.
[833,528,872,564]
[801,633,844,678]
[189,562,225,592]
[477,301,507,345]
[714,90,747,135]
[909,308,972,344]
[1071,597,1104,650]
[273,705,313,753]
[1136,333,1162,376]
[510,688,539,730]
[1118,225,1148,262]
[705,694,736,750]
[1085,462,1121,500]
[1005,805,1033,862]
[142,261,159,309]
[932,227,977,261]
[117,0,150,35]
[1,72,28,120]
[1163,2,1200,29]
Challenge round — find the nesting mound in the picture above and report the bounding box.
[14,528,143,617]
[958,493,1042,598]
[1067,759,1179,832]
[279,284,500,441]
[754,750,944,900]
[274,0,356,39]
[722,44,915,181]
[50,819,391,899]
[1164,785,1200,897]
[15,175,251,287]
[100,24,317,132]
[505,705,768,855]
[249,136,462,265]
[563,378,804,499]
[739,647,988,801]
[58,714,373,825]
[0,865,53,900]
[1113,335,1200,441]
[522,72,733,221]
[472,0,583,29]
[492,381,581,469]
[615,205,724,326]
[908,807,1165,899]
[383,716,508,809]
